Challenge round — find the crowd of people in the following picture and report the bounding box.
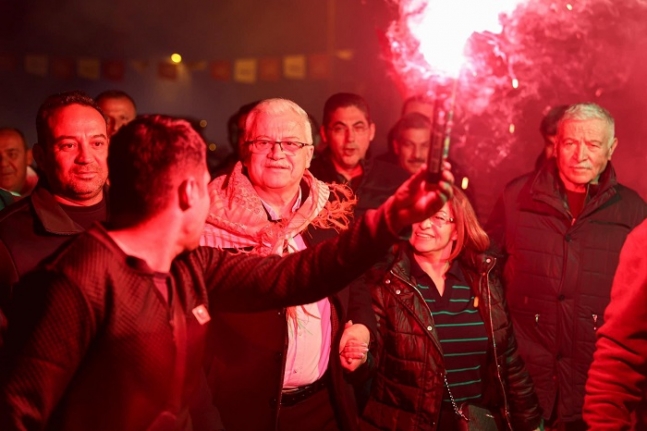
[0,89,645,431]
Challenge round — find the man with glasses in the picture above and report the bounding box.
[200,98,377,431]
[310,92,409,220]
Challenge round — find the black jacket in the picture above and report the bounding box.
[0,186,107,311]
[309,151,410,219]
[486,160,647,421]
[355,244,541,431]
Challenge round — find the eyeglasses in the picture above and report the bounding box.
[245,140,313,154]
[328,123,369,136]
[429,213,455,227]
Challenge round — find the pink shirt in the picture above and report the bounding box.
[261,192,332,388]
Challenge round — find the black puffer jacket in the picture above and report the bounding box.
[487,160,647,422]
[356,244,542,431]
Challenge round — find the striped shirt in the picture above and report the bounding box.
[410,256,488,406]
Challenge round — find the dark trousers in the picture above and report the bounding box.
[278,385,341,431]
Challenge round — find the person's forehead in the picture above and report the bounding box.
[329,106,369,124]
[98,97,135,113]
[400,127,431,140]
[49,104,107,135]
[560,118,608,134]
[0,131,25,150]
[248,110,307,139]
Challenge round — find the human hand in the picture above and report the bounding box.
[338,320,370,372]
[383,162,454,234]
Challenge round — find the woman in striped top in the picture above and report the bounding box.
[355,186,542,431]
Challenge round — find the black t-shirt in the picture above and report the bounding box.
[60,198,108,230]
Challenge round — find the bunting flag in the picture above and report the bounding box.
[234,58,257,84]
[24,54,48,77]
[50,57,75,80]
[77,58,101,80]
[335,49,355,60]
[102,60,125,81]
[158,62,178,80]
[283,55,306,80]
[308,53,330,80]
[131,60,149,74]
[210,60,231,81]
[6,50,351,83]
[186,60,207,72]
[0,53,17,71]
[259,57,281,81]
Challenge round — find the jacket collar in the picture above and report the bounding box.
[31,186,85,235]
[530,159,617,202]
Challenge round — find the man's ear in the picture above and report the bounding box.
[319,124,328,144]
[305,144,315,169]
[608,137,619,159]
[32,143,45,168]
[368,122,376,142]
[178,178,196,211]
[26,148,33,166]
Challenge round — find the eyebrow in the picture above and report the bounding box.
[53,134,108,142]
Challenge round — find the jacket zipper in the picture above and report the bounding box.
[482,261,514,431]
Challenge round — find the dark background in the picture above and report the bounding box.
[1,0,646,219]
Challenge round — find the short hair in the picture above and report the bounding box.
[539,104,569,140]
[226,100,260,151]
[241,98,312,159]
[95,89,137,110]
[108,115,206,223]
[401,94,434,116]
[447,186,489,264]
[36,90,103,148]
[558,102,616,142]
[390,112,432,144]
[322,92,371,127]
[0,127,28,150]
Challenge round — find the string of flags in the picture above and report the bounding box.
[0,50,355,83]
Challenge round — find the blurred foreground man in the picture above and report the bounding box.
[584,218,647,430]
[0,91,109,311]
[0,114,453,431]
[201,99,373,431]
[487,102,647,430]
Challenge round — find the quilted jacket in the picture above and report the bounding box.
[487,160,647,421]
[357,244,542,431]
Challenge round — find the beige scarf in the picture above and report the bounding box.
[201,162,356,256]
[200,162,356,324]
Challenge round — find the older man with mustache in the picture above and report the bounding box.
[487,102,647,430]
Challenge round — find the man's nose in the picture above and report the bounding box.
[76,142,94,163]
[574,142,588,160]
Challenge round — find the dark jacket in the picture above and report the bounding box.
[204,269,375,431]
[309,151,410,219]
[356,244,541,431]
[0,186,107,311]
[487,160,647,422]
[0,205,398,431]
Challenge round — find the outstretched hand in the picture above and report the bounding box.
[384,162,454,234]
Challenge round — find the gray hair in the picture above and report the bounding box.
[244,98,312,144]
[559,103,615,142]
